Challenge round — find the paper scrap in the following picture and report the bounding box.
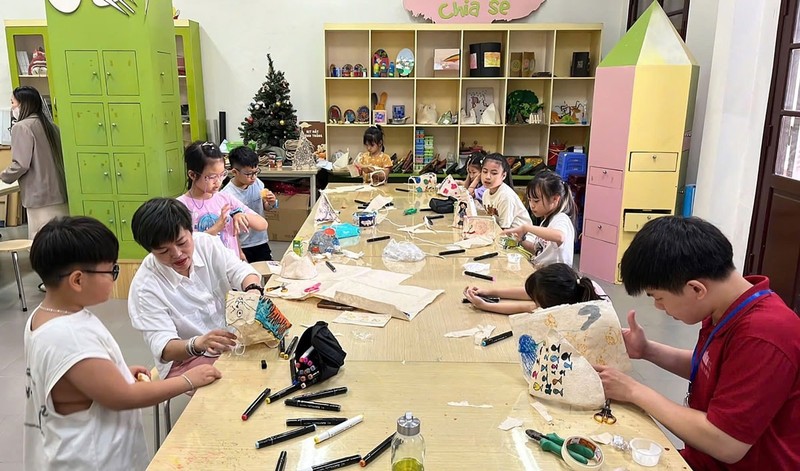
[322,184,375,194]
[462,262,490,274]
[365,195,393,212]
[341,250,364,259]
[531,401,553,423]
[591,432,614,445]
[444,324,496,345]
[399,222,434,234]
[447,401,493,409]
[453,236,493,249]
[497,417,524,431]
[332,311,391,328]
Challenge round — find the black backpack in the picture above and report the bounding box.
[293,321,347,386]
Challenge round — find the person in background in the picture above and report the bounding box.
[501,170,577,267]
[221,146,276,262]
[596,216,800,470]
[464,263,605,315]
[462,152,485,201]
[24,216,221,471]
[177,141,267,259]
[479,153,531,229]
[1,86,69,291]
[355,125,392,183]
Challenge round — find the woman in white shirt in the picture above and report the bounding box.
[127,198,264,380]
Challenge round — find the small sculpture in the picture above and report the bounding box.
[479,103,498,125]
[460,108,477,125]
[417,103,438,125]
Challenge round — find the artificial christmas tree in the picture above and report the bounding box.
[239,54,299,152]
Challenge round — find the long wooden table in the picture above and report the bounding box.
[148,184,689,469]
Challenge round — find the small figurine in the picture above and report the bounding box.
[29,47,47,76]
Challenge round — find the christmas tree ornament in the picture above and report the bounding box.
[280,120,285,125]
[276,101,281,106]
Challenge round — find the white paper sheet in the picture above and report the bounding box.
[444,324,496,345]
[332,311,392,328]
[365,195,393,212]
[497,417,524,431]
[447,401,493,409]
[322,184,375,194]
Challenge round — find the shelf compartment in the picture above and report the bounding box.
[459,126,503,154]
[554,30,601,78]
[549,125,591,151]
[325,30,370,76]
[382,125,414,162]
[551,79,594,125]
[504,124,548,158]
[461,79,506,125]
[415,79,460,125]
[326,79,370,118]
[417,30,462,78]
[371,79,414,123]
[507,30,555,77]
[505,78,551,126]
[370,30,416,78]
[462,31,508,79]
[326,125,365,156]
[416,126,459,164]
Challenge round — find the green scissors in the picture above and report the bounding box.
[525,429,595,464]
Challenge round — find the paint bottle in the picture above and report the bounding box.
[391,412,424,471]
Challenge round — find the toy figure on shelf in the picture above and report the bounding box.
[28,47,47,76]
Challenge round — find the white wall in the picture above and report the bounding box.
[693,0,782,268]
[684,0,720,183]
[0,0,628,138]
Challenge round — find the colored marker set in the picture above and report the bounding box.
[293,346,320,387]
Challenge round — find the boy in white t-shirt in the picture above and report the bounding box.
[24,216,222,471]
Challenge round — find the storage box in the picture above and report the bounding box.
[510,52,522,77]
[522,52,536,77]
[265,193,310,242]
[469,43,502,77]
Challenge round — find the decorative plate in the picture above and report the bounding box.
[356,106,370,123]
[344,109,356,124]
[396,48,415,77]
[342,64,353,78]
[353,64,365,77]
[372,49,389,77]
[328,105,342,124]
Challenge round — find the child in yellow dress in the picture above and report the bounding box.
[355,125,392,184]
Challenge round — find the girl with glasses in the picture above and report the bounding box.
[177,141,267,259]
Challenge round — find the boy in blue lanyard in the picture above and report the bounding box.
[595,216,799,470]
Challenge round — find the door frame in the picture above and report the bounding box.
[746,0,797,274]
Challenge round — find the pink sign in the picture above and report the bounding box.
[404,0,546,24]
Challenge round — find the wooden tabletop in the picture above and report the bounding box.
[147,348,689,470]
[149,184,689,469]
[270,184,531,363]
[259,167,320,177]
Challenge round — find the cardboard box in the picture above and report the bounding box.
[265,193,310,242]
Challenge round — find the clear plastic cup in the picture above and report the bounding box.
[630,438,663,467]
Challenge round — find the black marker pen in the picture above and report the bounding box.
[482,330,513,347]
[255,424,316,449]
[294,387,348,401]
[242,386,271,421]
[286,417,348,427]
[285,398,341,412]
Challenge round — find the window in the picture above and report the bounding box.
[628,0,690,40]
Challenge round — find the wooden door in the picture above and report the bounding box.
[748,0,800,312]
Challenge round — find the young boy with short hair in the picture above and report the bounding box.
[221,146,276,262]
[24,216,222,471]
[595,216,800,470]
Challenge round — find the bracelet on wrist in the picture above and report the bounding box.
[181,373,195,393]
[230,207,244,217]
[244,283,264,296]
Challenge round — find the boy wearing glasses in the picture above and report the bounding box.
[24,217,222,470]
[221,146,277,262]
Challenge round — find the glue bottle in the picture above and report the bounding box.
[391,412,425,471]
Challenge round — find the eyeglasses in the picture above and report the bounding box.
[235,168,261,178]
[198,172,228,183]
[59,263,120,281]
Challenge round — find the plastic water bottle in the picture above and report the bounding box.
[391,412,424,471]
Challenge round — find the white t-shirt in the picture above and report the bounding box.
[221,179,270,248]
[128,232,259,379]
[482,183,532,229]
[529,212,576,267]
[24,308,148,471]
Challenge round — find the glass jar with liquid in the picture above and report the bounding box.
[391,412,425,471]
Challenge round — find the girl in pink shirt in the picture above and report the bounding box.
[177,142,267,258]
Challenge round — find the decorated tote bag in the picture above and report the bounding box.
[225,291,292,347]
[407,172,437,193]
[509,300,631,408]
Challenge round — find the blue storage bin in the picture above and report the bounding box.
[555,152,588,179]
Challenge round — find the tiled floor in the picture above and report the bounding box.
[0,225,698,466]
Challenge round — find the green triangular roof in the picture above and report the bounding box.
[601,2,697,67]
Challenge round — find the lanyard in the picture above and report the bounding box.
[688,289,772,388]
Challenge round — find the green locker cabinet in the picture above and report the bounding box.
[175,20,207,146]
[45,0,182,258]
